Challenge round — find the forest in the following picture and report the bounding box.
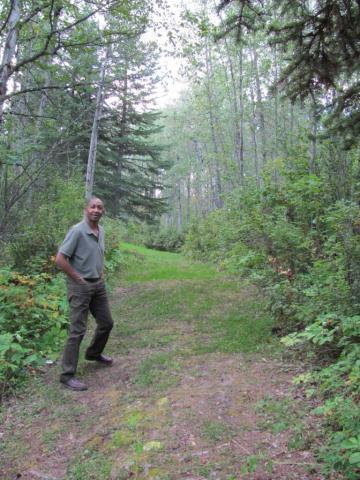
[0,1,359,479]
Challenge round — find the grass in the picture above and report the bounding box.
[202,420,234,443]
[111,245,277,358]
[134,352,181,390]
[256,394,314,451]
[194,289,275,354]
[120,243,220,282]
[68,451,113,480]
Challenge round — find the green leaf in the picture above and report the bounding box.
[341,438,359,449]
[349,452,360,465]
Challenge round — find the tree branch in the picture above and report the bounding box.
[4,111,57,119]
[0,81,102,101]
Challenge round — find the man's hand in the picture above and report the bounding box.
[76,276,88,285]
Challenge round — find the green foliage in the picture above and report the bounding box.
[102,217,124,279]
[313,396,360,479]
[6,176,84,274]
[182,156,360,479]
[121,221,149,244]
[0,269,68,394]
[183,208,243,264]
[218,1,360,142]
[143,227,185,252]
[120,222,185,252]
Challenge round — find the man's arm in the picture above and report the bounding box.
[55,252,87,284]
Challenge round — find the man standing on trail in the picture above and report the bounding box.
[55,197,114,391]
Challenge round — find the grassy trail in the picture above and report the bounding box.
[0,245,322,480]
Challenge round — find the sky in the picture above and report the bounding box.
[144,0,222,109]
[143,0,193,108]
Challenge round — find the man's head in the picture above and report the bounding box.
[84,197,104,224]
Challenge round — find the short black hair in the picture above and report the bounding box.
[84,196,104,208]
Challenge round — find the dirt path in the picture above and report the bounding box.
[0,251,325,480]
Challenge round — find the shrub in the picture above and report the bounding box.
[7,177,84,274]
[143,227,185,252]
[102,217,124,279]
[0,269,68,395]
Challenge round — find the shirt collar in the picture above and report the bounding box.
[83,219,101,236]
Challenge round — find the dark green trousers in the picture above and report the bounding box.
[60,278,114,381]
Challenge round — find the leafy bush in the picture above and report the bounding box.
[0,269,68,395]
[120,221,148,245]
[143,227,185,252]
[7,176,84,274]
[183,208,242,263]
[102,217,124,279]
[313,395,360,479]
[120,221,185,252]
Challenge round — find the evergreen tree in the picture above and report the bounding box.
[217,0,360,142]
[94,37,171,221]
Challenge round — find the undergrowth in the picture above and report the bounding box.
[182,168,360,479]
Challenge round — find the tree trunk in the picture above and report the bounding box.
[85,47,110,199]
[0,0,21,126]
[249,82,260,186]
[251,45,267,167]
[177,179,183,229]
[113,64,129,216]
[192,139,206,217]
[222,39,245,186]
[309,94,318,174]
[273,45,279,160]
[186,174,191,223]
[205,41,223,208]
[237,44,245,184]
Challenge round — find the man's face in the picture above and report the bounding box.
[85,198,104,223]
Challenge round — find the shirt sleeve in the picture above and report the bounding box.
[58,227,79,258]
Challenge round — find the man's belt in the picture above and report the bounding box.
[84,278,100,283]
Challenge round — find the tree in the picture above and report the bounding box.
[90,36,170,221]
[217,0,360,142]
[0,0,170,238]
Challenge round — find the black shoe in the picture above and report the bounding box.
[60,377,88,391]
[85,354,113,366]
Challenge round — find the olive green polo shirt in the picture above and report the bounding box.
[59,220,105,279]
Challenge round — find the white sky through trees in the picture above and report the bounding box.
[143,0,191,108]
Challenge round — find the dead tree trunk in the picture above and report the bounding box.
[85,47,110,199]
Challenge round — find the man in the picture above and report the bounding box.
[55,197,114,391]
